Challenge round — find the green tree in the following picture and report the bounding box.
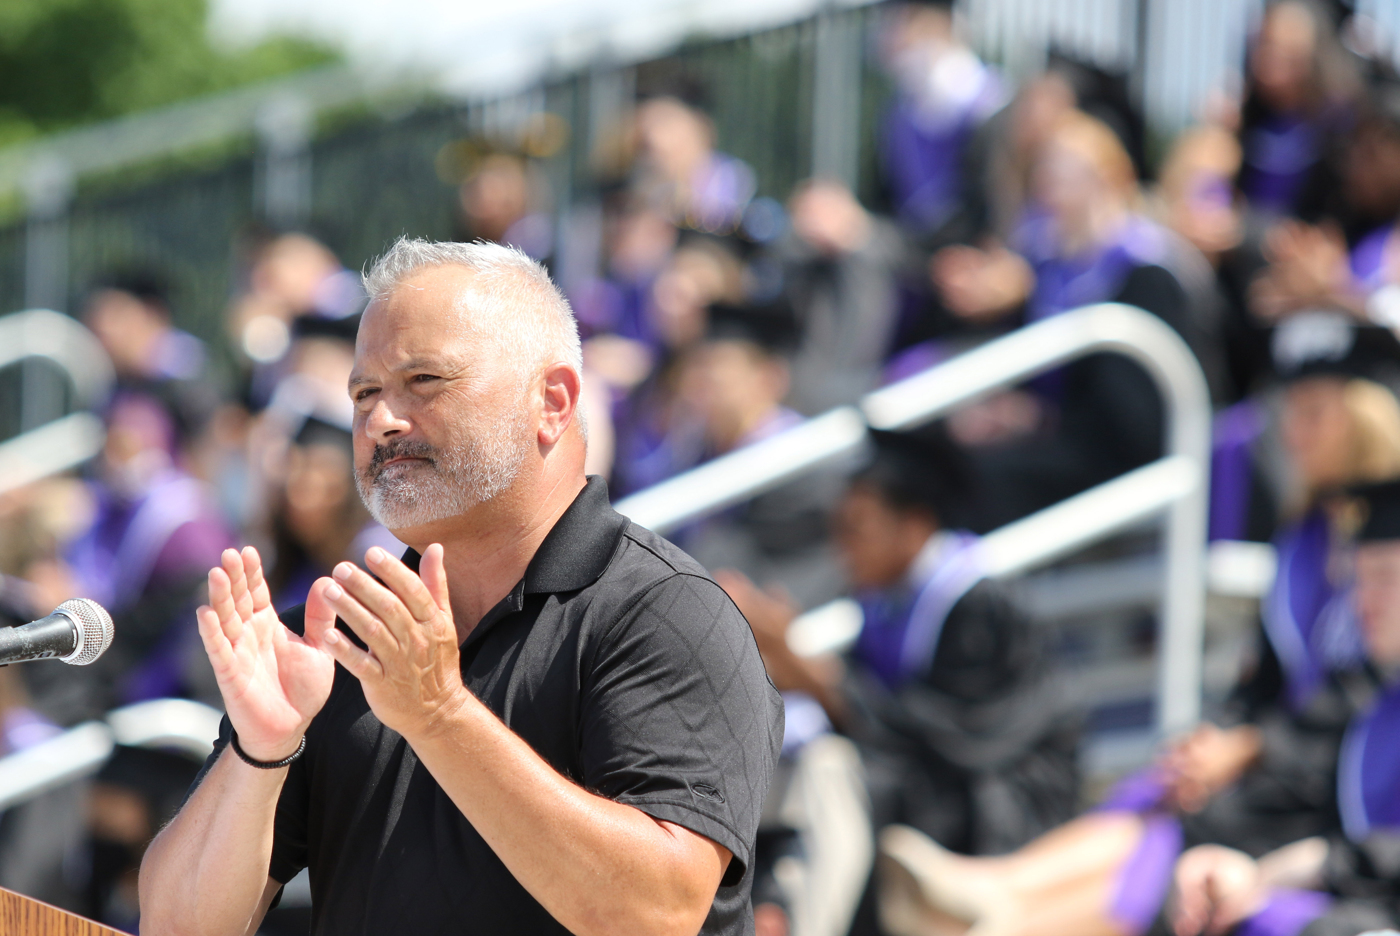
[0,0,336,145]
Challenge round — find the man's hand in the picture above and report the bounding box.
[313,544,467,739]
[196,547,335,762]
[1161,723,1263,813]
[1172,845,1265,936]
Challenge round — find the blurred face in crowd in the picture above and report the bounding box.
[251,234,340,315]
[682,339,789,453]
[635,97,714,182]
[1344,119,1400,223]
[1251,1,1318,113]
[1281,377,1354,492]
[84,289,168,379]
[883,3,956,92]
[1034,115,1136,245]
[1158,126,1243,259]
[1034,136,1110,236]
[460,154,533,244]
[284,441,362,551]
[101,395,176,498]
[351,265,536,536]
[650,246,738,349]
[607,205,678,281]
[1355,540,1400,667]
[835,483,938,590]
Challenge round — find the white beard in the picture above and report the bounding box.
[355,404,533,530]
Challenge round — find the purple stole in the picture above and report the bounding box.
[1338,681,1400,839]
[854,532,986,689]
[66,471,212,611]
[1262,510,1365,711]
[1350,224,1397,293]
[1240,114,1321,215]
[1209,401,1265,542]
[1015,213,1169,324]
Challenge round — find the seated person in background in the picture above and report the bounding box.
[780,179,909,415]
[925,109,1218,528]
[456,149,554,262]
[719,426,1080,859]
[872,323,1400,936]
[1250,76,1400,330]
[677,301,844,609]
[34,391,229,719]
[83,270,205,384]
[877,0,1005,244]
[630,86,755,234]
[1232,0,1357,221]
[264,414,403,612]
[609,237,746,495]
[1171,477,1400,936]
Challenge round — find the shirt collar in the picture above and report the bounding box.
[399,476,629,597]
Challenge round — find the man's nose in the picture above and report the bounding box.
[363,399,411,441]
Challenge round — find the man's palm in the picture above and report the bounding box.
[197,547,334,757]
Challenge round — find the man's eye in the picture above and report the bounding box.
[355,388,379,402]
[412,374,440,384]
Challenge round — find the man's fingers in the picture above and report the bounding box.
[224,548,254,624]
[207,565,244,643]
[364,547,441,624]
[331,560,415,644]
[322,576,402,658]
[322,626,383,681]
[303,578,339,651]
[417,544,452,615]
[243,546,274,615]
[196,605,236,675]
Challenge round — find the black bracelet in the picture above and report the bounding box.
[229,730,306,769]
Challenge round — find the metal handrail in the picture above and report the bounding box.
[614,303,1213,735]
[0,309,113,497]
[0,699,222,812]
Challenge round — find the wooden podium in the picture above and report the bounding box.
[0,887,123,935]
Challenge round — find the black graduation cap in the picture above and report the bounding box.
[291,311,361,344]
[294,413,353,452]
[851,425,973,525]
[705,299,800,355]
[1270,315,1400,383]
[1354,478,1400,541]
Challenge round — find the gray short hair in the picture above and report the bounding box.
[362,237,583,380]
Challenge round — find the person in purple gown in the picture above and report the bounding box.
[667,300,845,608]
[1170,478,1400,936]
[877,0,1005,241]
[1234,1,1359,220]
[872,321,1400,936]
[722,427,1080,857]
[56,392,230,716]
[923,109,1217,529]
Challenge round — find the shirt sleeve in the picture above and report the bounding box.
[186,714,311,885]
[577,572,782,885]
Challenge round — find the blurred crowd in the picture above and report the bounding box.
[7,0,1400,934]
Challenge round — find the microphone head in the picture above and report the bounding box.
[54,599,114,666]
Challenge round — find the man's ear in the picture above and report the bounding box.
[538,362,582,446]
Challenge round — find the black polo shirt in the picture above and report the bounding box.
[192,477,783,935]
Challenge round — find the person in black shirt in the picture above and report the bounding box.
[138,237,783,936]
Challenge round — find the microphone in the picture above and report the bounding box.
[0,599,114,666]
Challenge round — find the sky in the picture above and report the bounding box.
[208,0,860,97]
